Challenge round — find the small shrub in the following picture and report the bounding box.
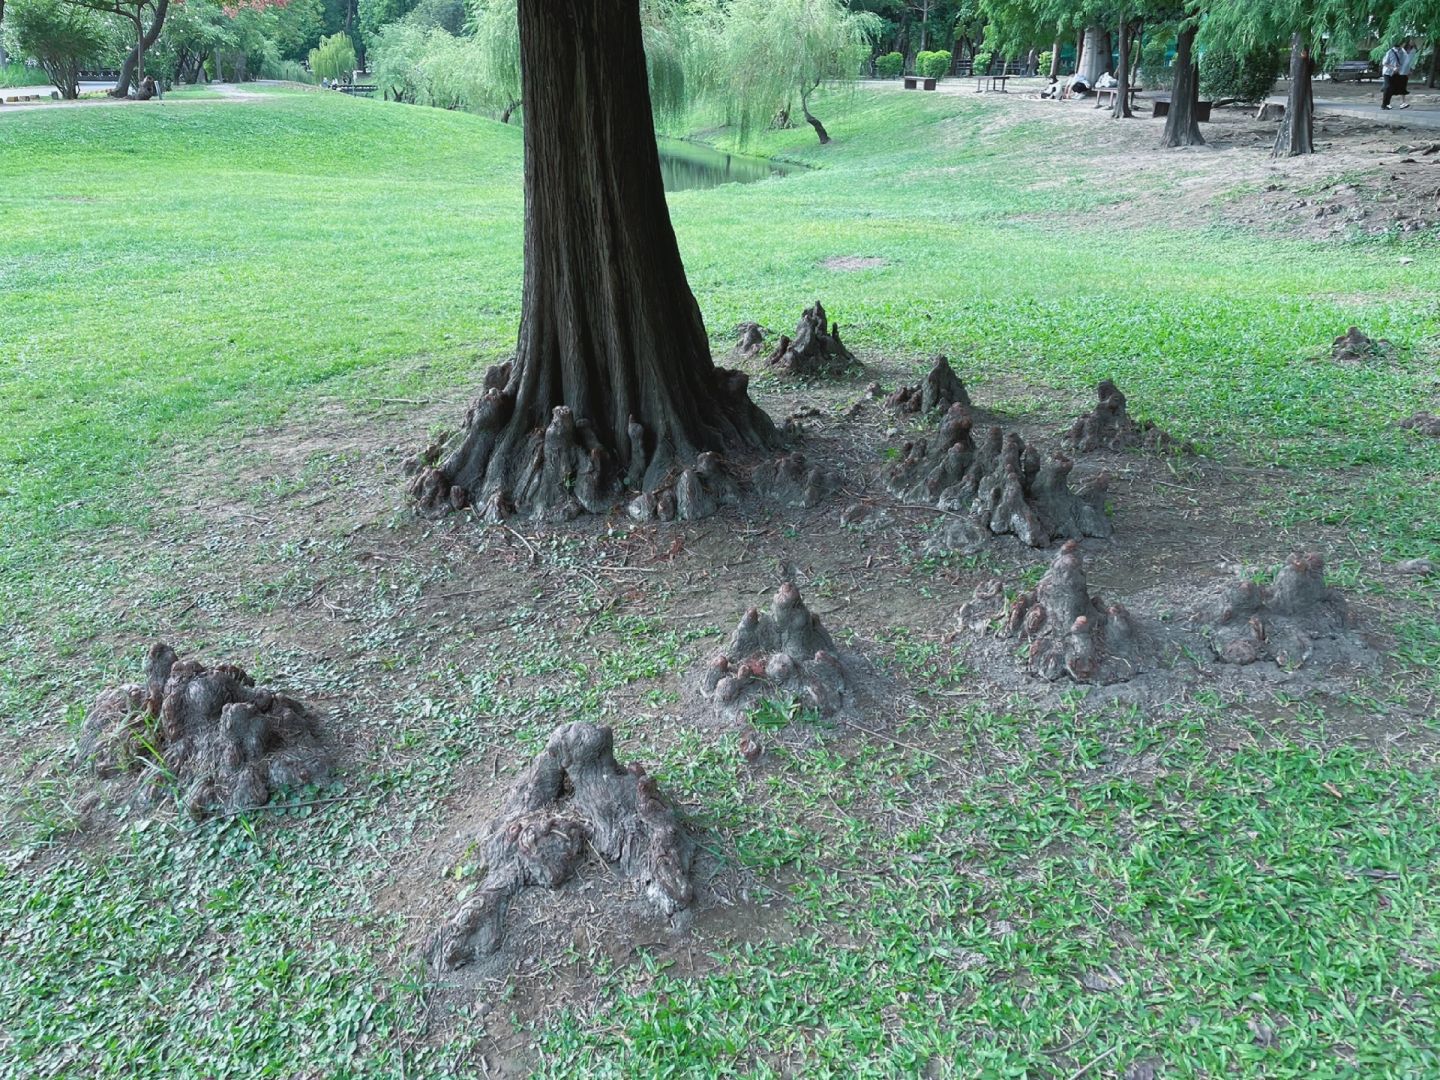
[918,50,951,79]
[1199,47,1281,104]
[875,51,903,79]
[1037,49,1053,75]
[971,50,992,75]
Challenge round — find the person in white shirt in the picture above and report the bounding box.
[1382,39,1416,110]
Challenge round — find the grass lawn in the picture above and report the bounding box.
[1,85,1438,1077]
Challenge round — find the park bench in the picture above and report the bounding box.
[903,76,938,91]
[1152,97,1212,122]
[974,74,1010,93]
[1094,86,1140,109]
[337,84,378,94]
[1331,60,1379,82]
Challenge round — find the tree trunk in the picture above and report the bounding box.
[1161,25,1203,147]
[1074,29,1084,76]
[1428,36,1438,88]
[800,83,830,144]
[407,0,776,523]
[111,0,169,97]
[1274,33,1314,158]
[1049,39,1061,78]
[1112,16,1133,118]
[1077,26,1106,85]
[499,98,519,123]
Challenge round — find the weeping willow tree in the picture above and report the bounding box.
[716,0,882,145]
[462,0,522,121]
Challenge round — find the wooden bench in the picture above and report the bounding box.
[1152,98,1212,122]
[336,84,378,94]
[903,75,938,91]
[974,74,1010,93]
[1331,60,1379,83]
[1094,86,1140,109]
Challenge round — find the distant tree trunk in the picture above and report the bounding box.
[1025,47,1037,76]
[1112,16,1134,118]
[1161,24,1203,147]
[1428,36,1438,88]
[406,0,776,522]
[1274,32,1314,158]
[1077,26,1106,84]
[1100,29,1113,73]
[1049,38,1061,78]
[111,0,169,97]
[500,98,519,123]
[1074,29,1084,76]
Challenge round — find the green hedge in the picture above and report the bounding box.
[875,52,903,79]
[916,50,952,79]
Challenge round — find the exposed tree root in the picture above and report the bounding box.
[1400,412,1440,437]
[735,322,767,357]
[405,362,775,523]
[1064,380,1192,454]
[427,722,693,970]
[765,301,860,378]
[885,405,1112,547]
[751,452,840,508]
[1331,326,1396,365]
[1198,552,1353,667]
[78,643,328,818]
[702,583,852,718]
[886,356,970,415]
[960,542,1154,683]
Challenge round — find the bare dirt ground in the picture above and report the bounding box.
[929,75,1440,241]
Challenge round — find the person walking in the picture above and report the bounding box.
[1382,38,1416,110]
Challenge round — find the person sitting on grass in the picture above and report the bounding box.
[1065,72,1091,98]
[1041,75,1061,99]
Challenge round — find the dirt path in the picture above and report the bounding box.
[0,80,290,119]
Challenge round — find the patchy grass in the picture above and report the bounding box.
[1,84,1438,1078]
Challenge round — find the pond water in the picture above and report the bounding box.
[657,139,794,191]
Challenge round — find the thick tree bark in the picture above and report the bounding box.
[1429,38,1438,88]
[1274,32,1314,158]
[111,0,169,97]
[408,0,776,522]
[1112,17,1134,119]
[1049,39,1061,78]
[1074,29,1084,76]
[1161,25,1203,147]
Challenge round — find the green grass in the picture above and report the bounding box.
[2,85,1439,1077]
[0,62,51,88]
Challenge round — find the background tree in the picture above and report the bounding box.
[70,0,170,95]
[408,0,778,521]
[9,0,105,96]
[308,28,353,80]
[1203,0,1365,158]
[716,0,881,144]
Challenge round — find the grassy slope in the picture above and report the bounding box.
[1,88,1438,1077]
